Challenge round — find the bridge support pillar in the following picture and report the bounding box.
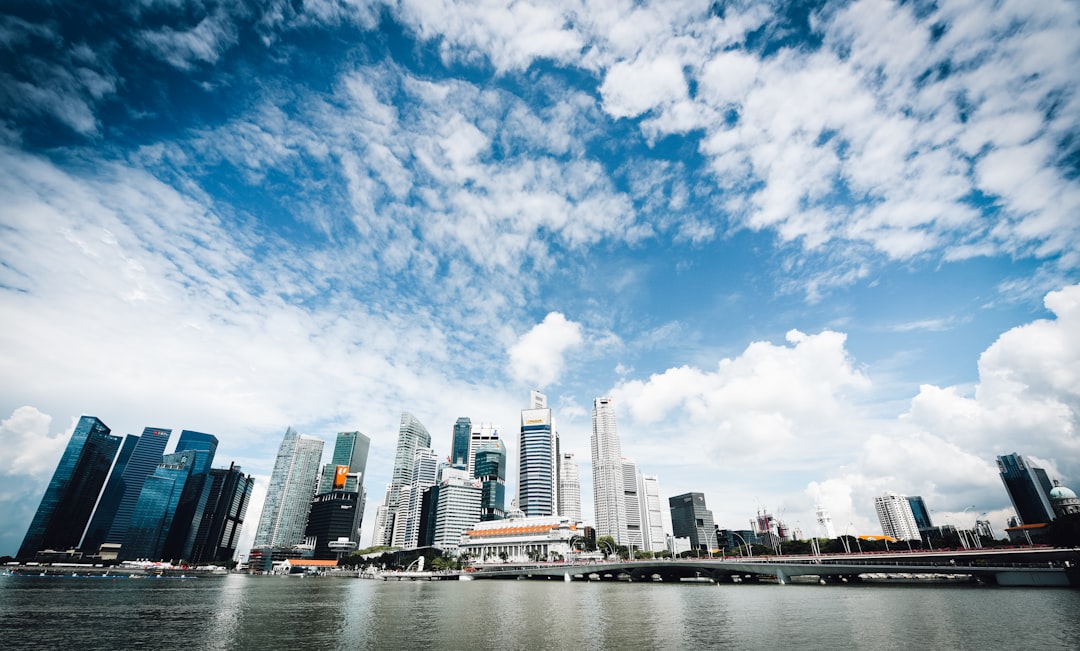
[774,568,787,585]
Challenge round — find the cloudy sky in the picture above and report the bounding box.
[2,0,1079,557]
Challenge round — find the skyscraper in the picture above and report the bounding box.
[430,476,482,555]
[121,451,197,561]
[80,433,139,552]
[18,416,121,559]
[906,496,933,531]
[451,417,471,470]
[100,427,172,547]
[591,397,626,544]
[668,492,718,552]
[639,474,667,553]
[253,427,324,549]
[188,463,254,563]
[475,440,507,521]
[557,452,581,525]
[467,422,500,477]
[518,391,558,517]
[162,430,219,560]
[622,459,644,550]
[394,446,439,549]
[380,413,431,545]
[874,492,920,541]
[312,431,370,552]
[997,453,1055,525]
[318,431,371,497]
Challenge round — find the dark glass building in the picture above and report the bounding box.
[189,463,255,563]
[474,441,506,521]
[451,417,471,470]
[162,431,219,560]
[997,453,1055,525]
[85,427,172,551]
[81,434,139,553]
[907,495,934,531]
[121,451,196,561]
[18,416,121,559]
[305,491,362,560]
[668,492,718,552]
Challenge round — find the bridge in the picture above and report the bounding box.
[469,547,1080,587]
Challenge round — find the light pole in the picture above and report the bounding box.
[959,505,976,550]
[731,532,753,559]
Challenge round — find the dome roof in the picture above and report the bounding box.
[1050,481,1077,500]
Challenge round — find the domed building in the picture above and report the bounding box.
[1050,480,1080,518]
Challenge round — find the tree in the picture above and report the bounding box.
[596,536,616,559]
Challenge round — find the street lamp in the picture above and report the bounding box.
[731,531,753,558]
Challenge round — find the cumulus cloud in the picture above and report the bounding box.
[508,312,585,387]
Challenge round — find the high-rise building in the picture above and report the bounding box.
[475,441,507,521]
[997,453,1055,525]
[639,474,667,553]
[394,446,440,549]
[314,431,370,552]
[18,416,121,559]
[188,463,254,563]
[874,492,920,541]
[668,492,717,552]
[99,428,172,548]
[518,391,557,517]
[81,434,139,552]
[381,413,431,546]
[253,427,324,549]
[591,397,626,544]
[557,452,581,525]
[430,476,482,555]
[305,489,362,560]
[162,430,219,560]
[372,485,392,547]
[622,459,644,550]
[467,423,500,477]
[318,431,371,496]
[906,496,933,531]
[451,417,471,470]
[121,451,197,561]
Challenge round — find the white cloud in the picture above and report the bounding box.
[508,312,585,387]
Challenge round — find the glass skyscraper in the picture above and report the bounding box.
[380,413,431,546]
[475,441,507,521]
[451,417,471,470]
[253,427,324,549]
[162,431,219,560]
[518,391,557,517]
[907,495,933,531]
[557,452,581,525]
[121,451,196,561]
[80,433,139,553]
[188,462,254,563]
[997,452,1055,525]
[314,431,371,551]
[100,427,172,547]
[669,492,718,552]
[18,416,121,559]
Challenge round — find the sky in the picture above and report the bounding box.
[1,0,1079,558]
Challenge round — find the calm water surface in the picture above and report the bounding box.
[2,574,1078,650]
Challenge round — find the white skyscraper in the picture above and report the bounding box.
[591,397,627,544]
[431,476,482,554]
[395,446,439,549]
[639,474,667,553]
[622,459,644,550]
[467,422,500,478]
[557,452,581,524]
[381,412,431,546]
[875,492,920,541]
[518,391,557,517]
[253,427,324,549]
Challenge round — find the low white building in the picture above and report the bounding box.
[461,513,578,563]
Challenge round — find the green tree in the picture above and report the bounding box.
[596,536,617,559]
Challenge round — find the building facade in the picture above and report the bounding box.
[381,413,432,546]
[874,492,921,541]
[997,453,1055,525]
[668,492,717,553]
[591,397,627,544]
[461,514,578,563]
[253,427,325,549]
[475,440,507,521]
[451,417,471,470]
[518,391,557,517]
[189,462,254,563]
[639,474,667,553]
[557,452,581,525]
[431,476,483,555]
[18,416,121,559]
[121,451,196,560]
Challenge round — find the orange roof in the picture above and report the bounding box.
[466,523,577,537]
[286,559,339,567]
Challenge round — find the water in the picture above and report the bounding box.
[2,575,1078,650]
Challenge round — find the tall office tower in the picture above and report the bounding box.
[121,451,197,561]
[99,428,172,548]
[906,496,933,531]
[874,492,920,541]
[622,459,644,550]
[81,434,138,552]
[305,489,362,560]
[451,417,471,470]
[395,446,440,549]
[467,423,500,477]
[668,492,718,552]
[253,427,325,549]
[372,485,392,546]
[815,505,838,539]
[475,441,507,521]
[188,463,254,563]
[557,452,581,525]
[381,413,432,545]
[639,474,667,553]
[591,397,626,544]
[18,416,121,559]
[431,476,482,555]
[163,430,219,560]
[997,453,1055,525]
[518,391,558,517]
[318,431,371,496]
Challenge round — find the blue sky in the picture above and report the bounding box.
[2,0,1079,556]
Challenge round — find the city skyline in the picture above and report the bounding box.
[2,1,1079,557]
